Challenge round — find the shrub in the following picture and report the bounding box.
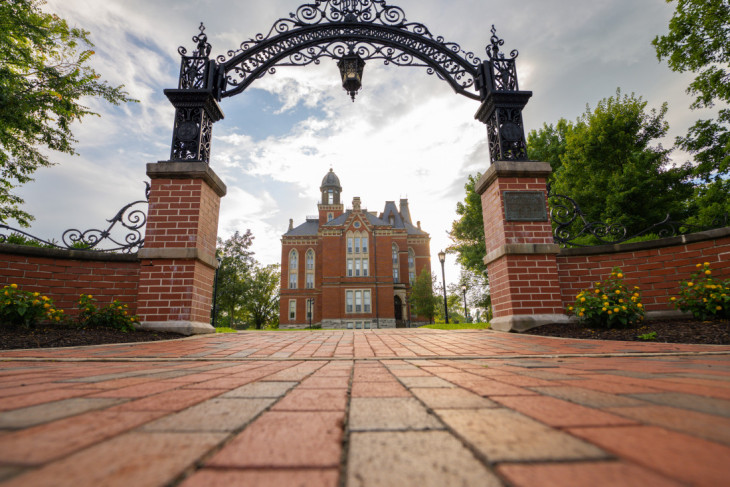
[0,284,65,328]
[567,267,645,328]
[671,262,729,320]
[77,294,138,332]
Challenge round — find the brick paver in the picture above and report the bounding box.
[1,328,729,485]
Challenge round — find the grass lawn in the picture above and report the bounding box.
[215,327,238,333]
[422,322,491,330]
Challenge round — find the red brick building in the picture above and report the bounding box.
[279,169,432,329]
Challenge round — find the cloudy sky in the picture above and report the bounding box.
[16,0,708,285]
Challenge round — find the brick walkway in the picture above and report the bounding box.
[0,329,729,486]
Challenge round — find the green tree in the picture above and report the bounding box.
[549,90,693,236]
[458,268,491,320]
[448,173,487,275]
[241,264,280,330]
[653,0,730,226]
[0,0,135,226]
[215,230,255,328]
[409,269,439,323]
[527,118,573,179]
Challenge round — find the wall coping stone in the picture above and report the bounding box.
[484,243,561,266]
[475,161,552,195]
[0,243,139,262]
[147,161,227,197]
[138,247,218,269]
[559,226,730,257]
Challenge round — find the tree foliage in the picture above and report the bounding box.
[214,230,280,329]
[0,0,135,225]
[448,173,487,276]
[536,90,693,236]
[409,269,438,323]
[242,264,280,330]
[653,0,730,188]
[653,0,730,110]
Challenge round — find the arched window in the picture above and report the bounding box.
[408,248,416,284]
[305,249,315,289]
[392,243,399,283]
[288,249,298,289]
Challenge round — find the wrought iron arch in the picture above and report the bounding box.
[166,0,532,164]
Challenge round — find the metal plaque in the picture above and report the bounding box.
[503,191,548,221]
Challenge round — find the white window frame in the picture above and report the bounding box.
[289,300,296,320]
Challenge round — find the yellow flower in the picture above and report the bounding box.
[55,317,61,321]
[696,263,702,268]
[581,308,586,313]
[704,262,710,266]
[603,302,609,306]
[615,290,621,294]
[10,284,17,289]
[569,306,574,311]
[622,306,627,311]
[614,308,620,313]
[602,307,607,311]
[637,303,643,308]
[718,306,723,311]
[595,289,600,294]
[581,297,586,302]
[602,295,608,300]
[617,273,623,278]
[634,286,640,290]
[88,295,93,299]
[42,296,49,301]
[3,291,7,296]
[117,306,123,310]
[44,303,50,309]
[578,312,584,317]
[32,292,39,297]
[687,282,694,287]
[705,270,712,275]
[670,297,676,301]
[607,311,612,315]
[32,300,39,306]
[595,282,601,286]
[619,299,624,303]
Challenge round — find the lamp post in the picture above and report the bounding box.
[461,284,468,323]
[337,46,365,101]
[211,256,222,328]
[438,250,449,324]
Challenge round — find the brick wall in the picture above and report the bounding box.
[0,245,140,317]
[556,228,730,313]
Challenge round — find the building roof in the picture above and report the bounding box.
[320,168,342,191]
[283,219,320,237]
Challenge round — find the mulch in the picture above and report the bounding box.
[2,319,729,350]
[0,325,184,350]
[523,318,730,345]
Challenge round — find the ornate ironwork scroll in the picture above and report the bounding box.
[178,23,213,90]
[0,184,150,254]
[548,189,730,247]
[215,0,483,100]
[474,26,531,162]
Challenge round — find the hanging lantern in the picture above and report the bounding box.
[337,48,366,102]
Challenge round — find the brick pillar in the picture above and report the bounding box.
[136,162,226,335]
[475,161,568,332]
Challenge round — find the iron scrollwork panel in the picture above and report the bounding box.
[0,183,150,253]
[548,189,730,247]
[170,107,213,163]
[486,107,528,161]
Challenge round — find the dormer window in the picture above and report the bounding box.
[389,215,395,226]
